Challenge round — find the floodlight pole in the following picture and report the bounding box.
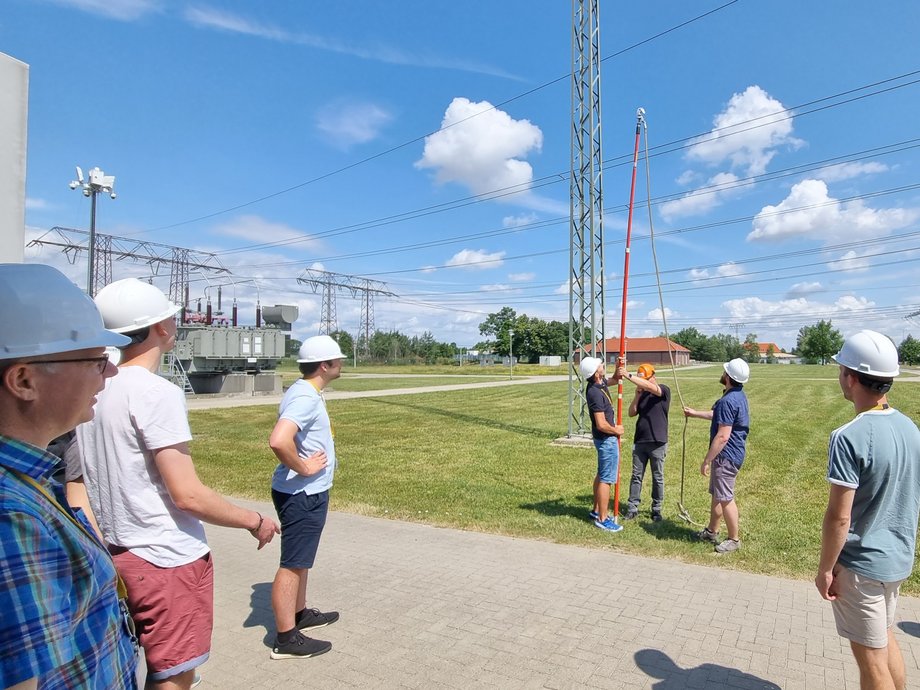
[509,329,515,380]
[70,166,116,296]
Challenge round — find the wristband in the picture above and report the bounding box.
[250,512,264,533]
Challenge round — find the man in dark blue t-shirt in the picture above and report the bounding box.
[684,358,750,554]
[580,357,625,532]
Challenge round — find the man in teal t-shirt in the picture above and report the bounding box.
[816,330,920,690]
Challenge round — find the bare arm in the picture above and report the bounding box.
[816,483,855,600]
[592,411,624,438]
[64,477,102,541]
[699,424,732,475]
[269,419,328,477]
[684,406,714,421]
[155,443,279,548]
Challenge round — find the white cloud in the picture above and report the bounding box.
[660,172,743,220]
[183,7,520,79]
[508,272,535,282]
[828,249,872,273]
[47,0,161,21]
[316,102,392,148]
[747,179,918,242]
[647,307,674,320]
[309,261,326,271]
[479,283,512,292]
[675,170,698,186]
[420,265,437,274]
[687,85,803,176]
[212,215,323,251]
[722,294,874,320]
[503,213,538,228]
[555,278,573,295]
[445,248,505,270]
[25,198,50,211]
[786,281,822,297]
[415,98,543,198]
[688,262,745,281]
[818,161,888,183]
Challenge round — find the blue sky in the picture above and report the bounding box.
[8,1,920,350]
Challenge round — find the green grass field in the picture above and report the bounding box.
[189,363,920,593]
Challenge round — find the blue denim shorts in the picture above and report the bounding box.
[272,489,329,569]
[594,436,620,484]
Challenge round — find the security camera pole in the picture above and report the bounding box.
[70,166,116,296]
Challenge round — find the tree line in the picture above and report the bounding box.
[286,310,920,366]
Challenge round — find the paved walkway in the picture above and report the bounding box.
[195,499,920,689]
[185,375,568,410]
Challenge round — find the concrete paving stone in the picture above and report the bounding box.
[198,504,920,689]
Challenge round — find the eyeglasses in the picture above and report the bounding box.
[23,355,110,374]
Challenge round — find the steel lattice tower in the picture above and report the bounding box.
[568,0,607,436]
[297,269,395,349]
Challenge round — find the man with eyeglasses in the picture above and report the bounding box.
[69,278,280,690]
[0,263,138,690]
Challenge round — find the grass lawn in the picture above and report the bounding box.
[189,364,920,593]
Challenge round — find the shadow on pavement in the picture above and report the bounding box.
[243,582,276,646]
[635,648,780,689]
[899,621,920,638]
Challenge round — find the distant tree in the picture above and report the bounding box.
[797,320,843,365]
[899,335,920,365]
[479,307,517,354]
[669,327,708,360]
[742,333,760,363]
[329,330,354,358]
[285,337,302,358]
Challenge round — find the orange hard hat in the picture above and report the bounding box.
[637,363,655,379]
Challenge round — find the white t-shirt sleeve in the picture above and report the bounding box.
[134,381,193,450]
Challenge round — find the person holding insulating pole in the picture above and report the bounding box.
[580,356,625,532]
[616,362,670,521]
[683,358,750,554]
[816,330,920,690]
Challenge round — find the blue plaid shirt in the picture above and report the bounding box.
[0,436,137,689]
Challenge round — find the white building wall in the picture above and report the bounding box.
[0,53,28,263]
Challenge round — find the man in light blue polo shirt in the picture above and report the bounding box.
[817,330,920,690]
[268,335,345,660]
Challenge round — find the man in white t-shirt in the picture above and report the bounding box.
[267,335,344,660]
[71,279,279,690]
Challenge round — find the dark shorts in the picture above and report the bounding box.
[272,489,329,569]
[114,550,213,680]
[709,455,740,502]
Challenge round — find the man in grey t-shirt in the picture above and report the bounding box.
[816,330,920,690]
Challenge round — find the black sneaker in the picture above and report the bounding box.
[694,527,719,544]
[651,513,662,522]
[296,608,340,631]
[270,631,332,660]
[624,509,639,520]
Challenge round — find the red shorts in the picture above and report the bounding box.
[114,550,214,680]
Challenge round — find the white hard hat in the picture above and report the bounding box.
[94,278,181,334]
[832,329,899,378]
[579,356,603,379]
[0,263,129,360]
[723,358,750,384]
[297,335,346,363]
